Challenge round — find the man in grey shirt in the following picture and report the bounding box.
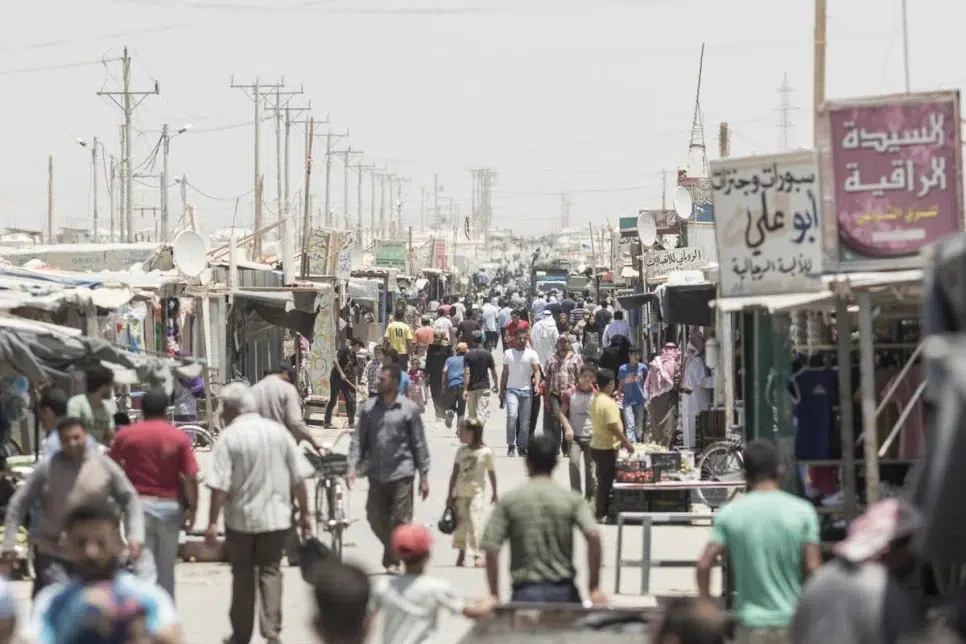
[2,417,144,597]
[792,498,923,644]
[348,362,430,574]
[251,363,321,450]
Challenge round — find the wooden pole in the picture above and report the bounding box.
[300,117,315,279]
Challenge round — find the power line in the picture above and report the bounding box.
[0,58,113,76]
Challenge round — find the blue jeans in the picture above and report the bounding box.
[511,579,581,603]
[133,498,183,600]
[504,388,532,450]
[622,403,645,443]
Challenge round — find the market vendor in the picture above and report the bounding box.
[681,333,715,450]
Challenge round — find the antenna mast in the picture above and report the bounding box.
[685,43,709,176]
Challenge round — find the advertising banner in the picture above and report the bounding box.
[374,239,408,271]
[644,245,713,282]
[710,150,824,298]
[432,240,448,270]
[817,90,964,270]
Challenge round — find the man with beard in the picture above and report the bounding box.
[27,500,181,643]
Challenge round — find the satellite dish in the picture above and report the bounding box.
[171,230,208,277]
[672,186,694,220]
[636,212,658,248]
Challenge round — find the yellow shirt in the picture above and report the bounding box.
[384,321,414,354]
[589,392,623,450]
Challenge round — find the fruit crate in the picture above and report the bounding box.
[609,487,691,521]
[615,466,662,484]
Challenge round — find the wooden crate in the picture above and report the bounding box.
[609,487,691,521]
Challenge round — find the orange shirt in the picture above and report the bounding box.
[415,326,435,346]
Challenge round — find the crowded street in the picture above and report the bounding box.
[3,351,714,643]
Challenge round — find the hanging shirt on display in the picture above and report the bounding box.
[791,367,839,461]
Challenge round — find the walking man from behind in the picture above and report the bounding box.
[206,382,315,644]
[110,388,199,600]
[696,440,821,644]
[464,330,498,421]
[480,434,606,605]
[347,362,431,575]
[560,365,598,503]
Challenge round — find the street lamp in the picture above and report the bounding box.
[77,137,101,241]
[160,124,192,241]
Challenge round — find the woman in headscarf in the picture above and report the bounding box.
[598,334,630,376]
[425,330,453,421]
[579,311,602,364]
[680,332,715,449]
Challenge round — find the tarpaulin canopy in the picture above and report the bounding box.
[234,290,320,341]
[653,282,716,327]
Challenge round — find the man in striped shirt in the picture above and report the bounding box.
[206,382,315,644]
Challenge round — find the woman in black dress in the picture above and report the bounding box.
[425,330,453,421]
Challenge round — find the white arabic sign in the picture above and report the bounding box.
[644,246,712,281]
[711,150,824,297]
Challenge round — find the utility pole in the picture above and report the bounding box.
[108,154,116,242]
[369,166,381,240]
[334,147,364,230]
[354,162,373,246]
[160,125,169,240]
[47,155,54,244]
[231,76,284,257]
[91,138,99,240]
[321,129,349,227]
[300,117,316,277]
[118,125,126,243]
[661,169,668,210]
[420,187,427,232]
[97,47,159,242]
[260,85,305,218]
[283,103,313,217]
[433,174,440,229]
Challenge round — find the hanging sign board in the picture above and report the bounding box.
[644,245,713,282]
[374,239,408,271]
[817,90,964,271]
[432,240,448,270]
[710,150,824,298]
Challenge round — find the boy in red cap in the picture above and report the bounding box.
[369,523,489,643]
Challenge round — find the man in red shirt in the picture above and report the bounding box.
[503,308,530,346]
[110,388,199,600]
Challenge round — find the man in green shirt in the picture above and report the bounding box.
[67,365,118,446]
[480,433,606,606]
[696,440,822,643]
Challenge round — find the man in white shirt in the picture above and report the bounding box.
[481,298,501,351]
[206,382,315,644]
[531,295,547,319]
[451,298,466,325]
[602,310,631,348]
[530,310,561,371]
[500,328,541,458]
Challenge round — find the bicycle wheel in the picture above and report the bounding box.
[328,480,346,560]
[314,479,327,537]
[695,441,744,508]
[179,425,215,450]
[317,479,345,559]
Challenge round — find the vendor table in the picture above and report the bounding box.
[610,481,746,520]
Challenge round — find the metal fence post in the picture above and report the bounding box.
[614,513,625,594]
[640,515,653,595]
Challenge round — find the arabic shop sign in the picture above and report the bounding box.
[374,239,408,271]
[644,246,712,282]
[678,175,714,223]
[710,150,823,298]
[818,90,964,270]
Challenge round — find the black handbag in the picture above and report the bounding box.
[437,505,456,535]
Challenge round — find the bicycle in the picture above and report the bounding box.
[303,431,353,560]
[694,430,745,508]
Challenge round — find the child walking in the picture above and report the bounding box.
[447,418,498,568]
[370,523,490,644]
[406,355,426,413]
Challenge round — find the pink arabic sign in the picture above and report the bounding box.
[819,91,963,268]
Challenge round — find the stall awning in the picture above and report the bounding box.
[616,292,654,309]
[655,282,716,326]
[712,291,835,314]
[235,290,319,340]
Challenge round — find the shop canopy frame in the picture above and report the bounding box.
[710,269,924,520]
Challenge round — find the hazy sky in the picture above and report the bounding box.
[2,0,962,238]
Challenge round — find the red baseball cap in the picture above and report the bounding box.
[392,523,433,560]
